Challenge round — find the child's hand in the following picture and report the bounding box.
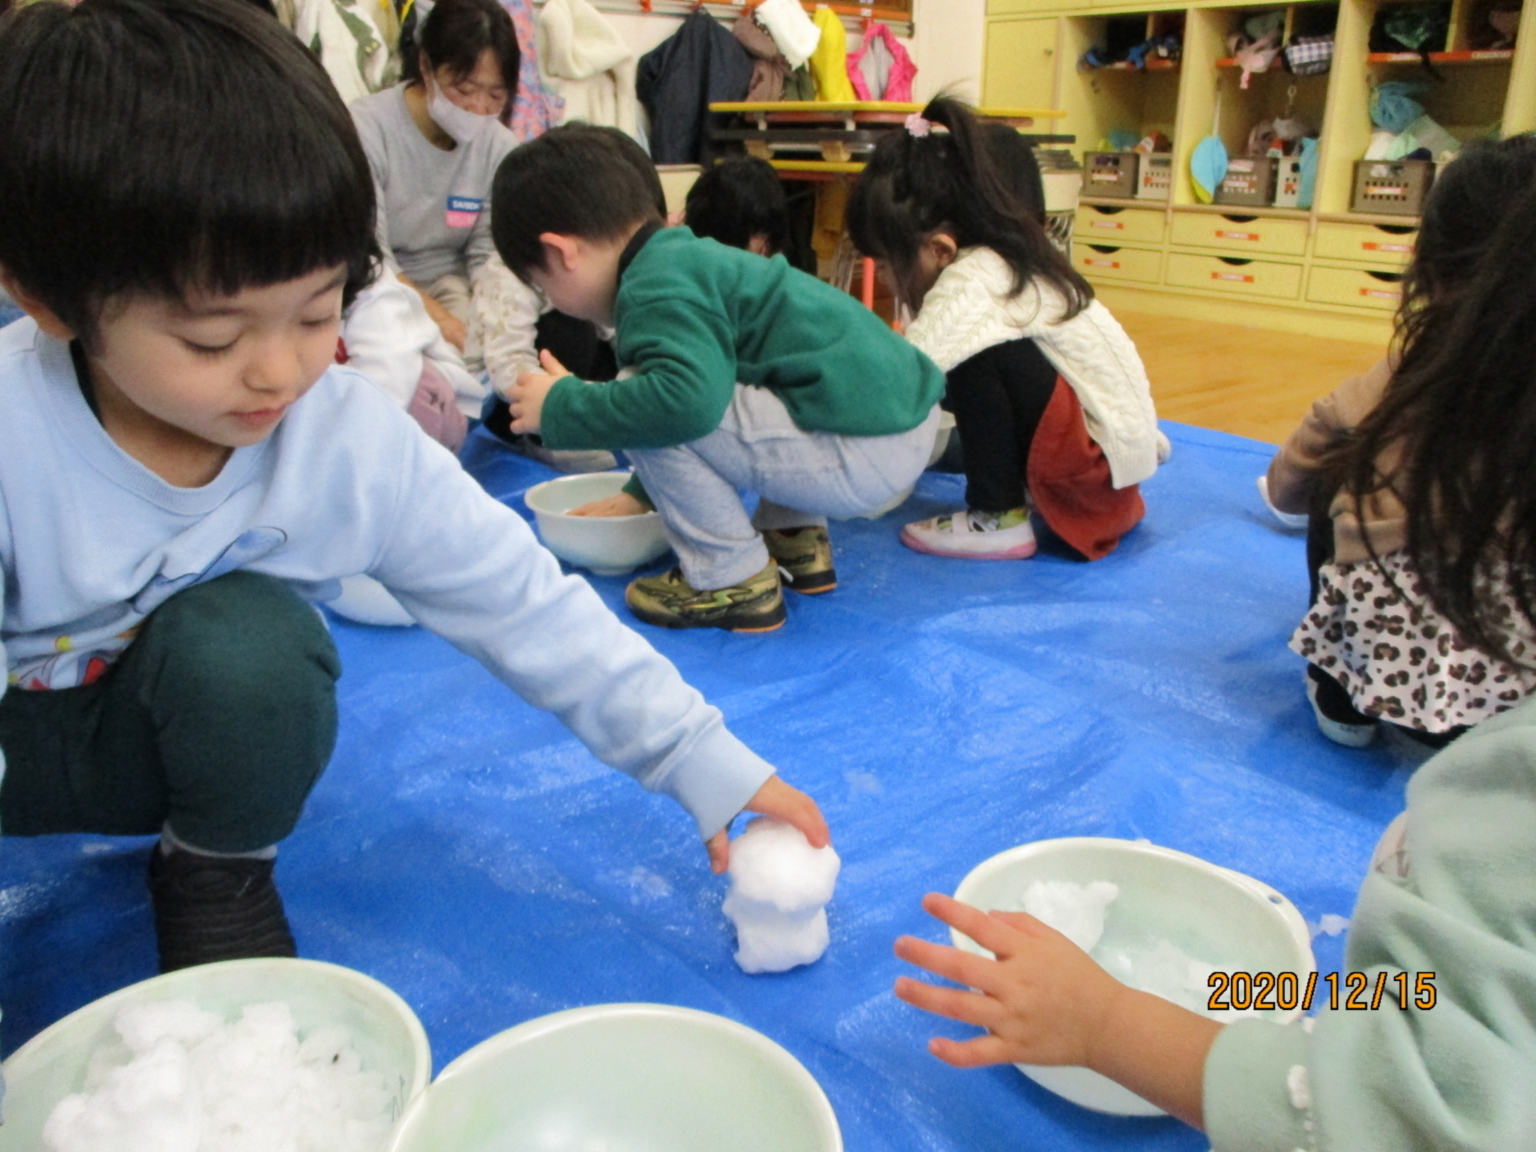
[509,350,571,435]
[705,775,830,875]
[438,313,468,353]
[571,493,649,517]
[893,893,1127,1069]
[893,893,1221,1129]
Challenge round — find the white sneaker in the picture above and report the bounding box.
[1305,675,1378,748]
[900,508,1037,560]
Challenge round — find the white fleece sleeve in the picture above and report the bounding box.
[364,408,775,838]
[340,274,445,408]
[475,254,549,399]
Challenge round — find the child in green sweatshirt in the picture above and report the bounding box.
[492,126,945,633]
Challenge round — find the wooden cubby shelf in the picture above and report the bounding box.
[982,0,1536,343]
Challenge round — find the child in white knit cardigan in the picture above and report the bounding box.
[848,98,1165,563]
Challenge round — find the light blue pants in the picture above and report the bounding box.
[629,385,940,590]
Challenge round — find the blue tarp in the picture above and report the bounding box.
[0,422,1422,1150]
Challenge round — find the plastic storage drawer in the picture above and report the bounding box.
[1166,253,1303,299]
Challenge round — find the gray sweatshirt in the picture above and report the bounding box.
[350,84,517,285]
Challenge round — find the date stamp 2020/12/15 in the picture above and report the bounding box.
[1207,971,1437,1012]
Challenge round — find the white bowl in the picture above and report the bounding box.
[386,1003,842,1152]
[0,958,431,1150]
[524,472,672,576]
[951,837,1313,1117]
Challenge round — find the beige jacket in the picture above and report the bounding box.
[1266,357,1407,562]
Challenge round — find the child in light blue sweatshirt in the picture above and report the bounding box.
[0,0,827,975]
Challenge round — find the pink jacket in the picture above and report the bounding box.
[847,23,915,102]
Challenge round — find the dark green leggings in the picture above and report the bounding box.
[0,571,341,853]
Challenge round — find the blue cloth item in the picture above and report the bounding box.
[1370,81,1428,134]
[1297,137,1320,209]
[0,422,1417,1152]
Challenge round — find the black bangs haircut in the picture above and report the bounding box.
[0,0,378,345]
[491,124,666,284]
[1395,134,1536,352]
[846,96,1089,316]
[401,0,518,93]
[684,157,789,254]
[1334,171,1536,667]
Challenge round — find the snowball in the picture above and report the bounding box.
[722,818,841,974]
[43,999,392,1152]
[1312,913,1350,938]
[1014,879,1253,1019]
[1019,880,1120,954]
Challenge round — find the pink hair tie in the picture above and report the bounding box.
[904,113,932,137]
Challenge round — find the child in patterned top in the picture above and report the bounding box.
[1267,135,1536,748]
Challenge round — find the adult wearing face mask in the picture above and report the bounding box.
[351,0,519,359]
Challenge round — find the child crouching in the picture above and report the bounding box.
[0,0,827,973]
[495,127,947,633]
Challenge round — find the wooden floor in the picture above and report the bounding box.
[1117,310,1388,445]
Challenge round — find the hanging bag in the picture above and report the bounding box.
[1283,35,1334,76]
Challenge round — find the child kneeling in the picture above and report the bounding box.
[0,0,827,973]
[496,127,946,633]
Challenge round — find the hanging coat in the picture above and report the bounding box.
[847,22,916,103]
[498,0,562,141]
[537,0,639,140]
[809,8,857,103]
[637,10,754,164]
[733,9,792,104]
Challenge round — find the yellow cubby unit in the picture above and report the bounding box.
[982,0,1536,343]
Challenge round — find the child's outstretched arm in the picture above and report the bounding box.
[706,774,829,874]
[894,892,1222,1129]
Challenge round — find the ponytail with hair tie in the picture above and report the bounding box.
[848,95,1089,315]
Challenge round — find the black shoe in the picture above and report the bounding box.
[148,846,297,972]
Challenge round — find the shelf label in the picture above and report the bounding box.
[1359,288,1402,300]
[1363,242,1413,254]
[1085,259,1121,268]
[1212,272,1255,283]
[1215,230,1259,241]
[1090,220,1125,230]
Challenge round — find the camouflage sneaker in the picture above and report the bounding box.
[762,526,837,594]
[625,560,786,632]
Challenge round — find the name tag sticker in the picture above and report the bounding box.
[445,196,482,228]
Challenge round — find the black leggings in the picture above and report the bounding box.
[484,310,618,445]
[945,337,1059,514]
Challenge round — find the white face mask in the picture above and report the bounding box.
[426,76,496,146]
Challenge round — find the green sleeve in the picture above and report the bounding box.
[1207,699,1536,1152]
[1203,1020,1315,1152]
[620,473,654,509]
[538,292,738,452]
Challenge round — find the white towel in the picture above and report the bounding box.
[537,0,639,138]
[753,0,822,70]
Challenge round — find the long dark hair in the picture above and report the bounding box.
[1336,167,1536,662]
[846,95,1089,316]
[1395,134,1536,353]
